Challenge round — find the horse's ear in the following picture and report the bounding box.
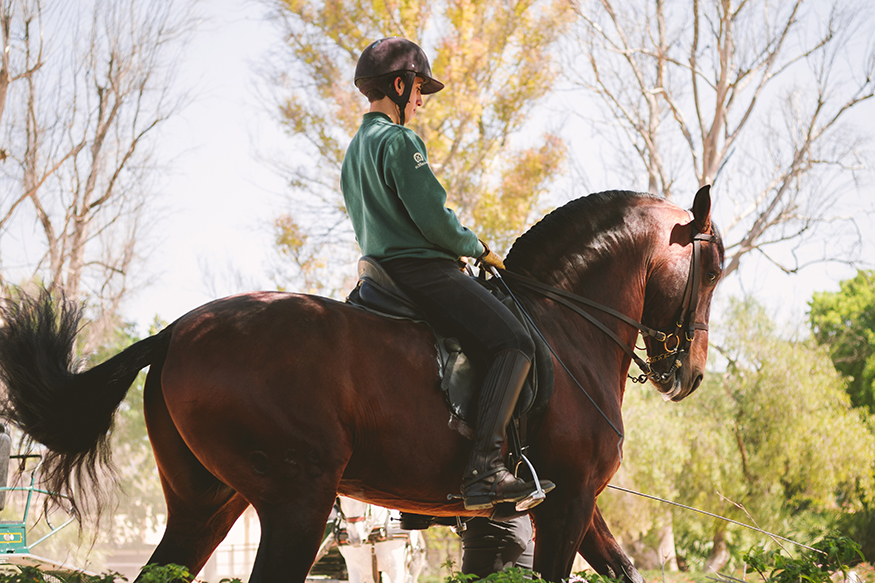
[692,184,712,233]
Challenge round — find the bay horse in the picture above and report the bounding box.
[0,187,723,582]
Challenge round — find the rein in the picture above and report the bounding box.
[500,231,713,385]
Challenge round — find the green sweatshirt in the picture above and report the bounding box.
[341,112,484,261]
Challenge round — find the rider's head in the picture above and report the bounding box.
[354,37,444,126]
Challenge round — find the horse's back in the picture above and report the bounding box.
[163,291,435,397]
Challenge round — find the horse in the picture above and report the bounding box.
[335,496,425,583]
[0,187,724,582]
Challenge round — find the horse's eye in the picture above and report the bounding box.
[706,272,719,284]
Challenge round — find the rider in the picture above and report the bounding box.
[341,37,554,511]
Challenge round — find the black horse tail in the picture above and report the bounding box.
[0,287,172,522]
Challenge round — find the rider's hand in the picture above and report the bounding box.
[478,240,505,271]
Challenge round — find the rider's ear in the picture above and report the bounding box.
[394,76,405,97]
[692,185,712,233]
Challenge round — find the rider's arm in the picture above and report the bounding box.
[384,130,484,259]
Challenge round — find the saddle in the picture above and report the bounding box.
[346,257,554,440]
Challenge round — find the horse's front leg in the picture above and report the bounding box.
[578,504,644,583]
[531,493,595,581]
[378,540,409,583]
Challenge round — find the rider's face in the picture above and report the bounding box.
[395,76,424,122]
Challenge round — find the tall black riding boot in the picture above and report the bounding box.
[461,348,555,511]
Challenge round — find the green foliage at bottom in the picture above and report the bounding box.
[442,567,624,583]
[443,567,540,583]
[440,537,864,583]
[743,535,863,583]
[0,540,865,583]
[0,563,243,583]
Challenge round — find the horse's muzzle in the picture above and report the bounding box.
[656,365,703,402]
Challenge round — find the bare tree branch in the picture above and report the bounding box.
[0,0,199,351]
[566,0,874,283]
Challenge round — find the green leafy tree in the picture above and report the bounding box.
[809,270,875,412]
[264,0,569,294]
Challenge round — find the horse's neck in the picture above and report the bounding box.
[520,240,651,386]
[533,239,649,330]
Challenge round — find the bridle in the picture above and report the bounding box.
[500,228,715,385]
[335,498,376,542]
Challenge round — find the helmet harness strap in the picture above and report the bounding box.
[387,71,415,126]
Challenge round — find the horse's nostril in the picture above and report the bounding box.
[691,373,704,394]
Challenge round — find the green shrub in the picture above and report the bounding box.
[442,566,624,583]
[743,535,863,583]
[0,563,243,583]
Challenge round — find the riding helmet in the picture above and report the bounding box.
[354,37,444,95]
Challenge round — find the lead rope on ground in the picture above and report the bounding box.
[606,484,824,555]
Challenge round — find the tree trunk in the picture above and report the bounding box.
[704,525,730,574]
[657,516,678,572]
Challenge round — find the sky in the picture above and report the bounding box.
[125,0,875,337]
[125,0,286,332]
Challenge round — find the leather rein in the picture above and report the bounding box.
[500,230,714,384]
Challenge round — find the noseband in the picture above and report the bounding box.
[501,230,714,385]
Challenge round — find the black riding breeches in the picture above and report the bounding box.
[380,257,535,369]
[461,516,534,576]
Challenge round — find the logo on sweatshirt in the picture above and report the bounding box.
[413,152,427,169]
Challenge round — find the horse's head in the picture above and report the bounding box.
[338,496,389,548]
[641,185,724,402]
[505,185,724,402]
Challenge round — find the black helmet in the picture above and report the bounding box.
[354,37,444,126]
[355,37,444,95]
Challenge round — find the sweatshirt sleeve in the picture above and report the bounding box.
[383,129,485,259]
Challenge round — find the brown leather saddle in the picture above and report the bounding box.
[346,256,554,439]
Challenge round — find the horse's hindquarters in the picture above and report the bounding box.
[158,292,472,512]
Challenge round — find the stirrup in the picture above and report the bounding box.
[514,454,548,511]
[462,466,550,511]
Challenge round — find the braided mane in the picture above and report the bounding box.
[505,190,662,279]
